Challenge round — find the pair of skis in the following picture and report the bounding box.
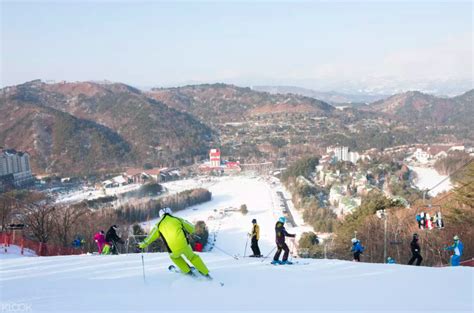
[168,265,224,287]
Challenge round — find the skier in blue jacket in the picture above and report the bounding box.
[387,257,396,264]
[351,238,364,262]
[444,235,464,266]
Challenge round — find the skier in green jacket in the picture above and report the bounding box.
[138,207,210,277]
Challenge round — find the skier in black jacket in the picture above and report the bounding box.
[408,233,423,266]
[106,225,124,255]
[272,217,296,265]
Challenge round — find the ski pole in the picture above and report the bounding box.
[244,235,249,258]
[213,244,239,260]
[141,252,146,283]
[290,240,296,262]
[261,247,276,262]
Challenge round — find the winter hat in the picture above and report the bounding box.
[413,233,419,238]
[100,230,105,235]
[351,238,358,244]
[112,225,119,230]
[278,216,286,223]
[453,235,460,241]
[252,219,257,224]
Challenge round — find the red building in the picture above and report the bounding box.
[209,148,221,167]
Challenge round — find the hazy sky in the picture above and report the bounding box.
[1,0,472,92]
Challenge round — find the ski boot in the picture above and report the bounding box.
[271,260,281,265]
[281,260,293,265]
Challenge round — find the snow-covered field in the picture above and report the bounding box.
[1,254,472,313]
[55,183,142,204]
[1,176,472,313]
[410,166,453,196]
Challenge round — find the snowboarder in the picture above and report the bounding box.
[351,238,364,262]
[105,225,124,255]
[272,217,296,265]
[249,219,262,257]
[444,235,463,266]
[408,233,423,266]
[94,230,106,254]
[138,207,210,277]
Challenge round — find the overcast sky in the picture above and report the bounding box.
[1,1,472,92]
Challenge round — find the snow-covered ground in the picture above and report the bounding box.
[410,166,453,196]
[1,253,472,313]
[0,245,37,259]
[1,176,472,313]
[55,183,141,204]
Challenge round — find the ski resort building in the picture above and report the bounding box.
[209,149,221,167]
[199,149,242,173]
[0,149,34,188]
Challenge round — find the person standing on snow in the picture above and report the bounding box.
[94,230,106,254]
[351,238,364,262]
[138,207,210,277]
[105,225,125,255]
[249,219,262,257]
[408,233,423,266]
[272,217,296,265]
[444,235,464,266]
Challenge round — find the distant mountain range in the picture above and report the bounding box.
[1,80,472,175]
[148,84,335,125]
[252,85,386,105]
[366,89,474,125]
[0,80,213,175]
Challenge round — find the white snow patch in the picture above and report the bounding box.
[410,166,453,196]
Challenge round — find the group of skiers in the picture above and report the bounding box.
[246,216,296,265]
[90,208,465,280]
[245,216,297,264]
[93,225,125,255]
[352,233,464,267]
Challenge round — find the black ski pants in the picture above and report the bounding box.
[353,251,361,262]
[408,252,423,266]
[251,237,261,256]
[274,242,290,262]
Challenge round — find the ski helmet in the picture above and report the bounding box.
[252,219,257,224]
[159,207,172,217]
[453,235,460,241]
[351,238,358,244]
[278,216,286,223]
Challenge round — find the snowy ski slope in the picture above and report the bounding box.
[1,177,472,313]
